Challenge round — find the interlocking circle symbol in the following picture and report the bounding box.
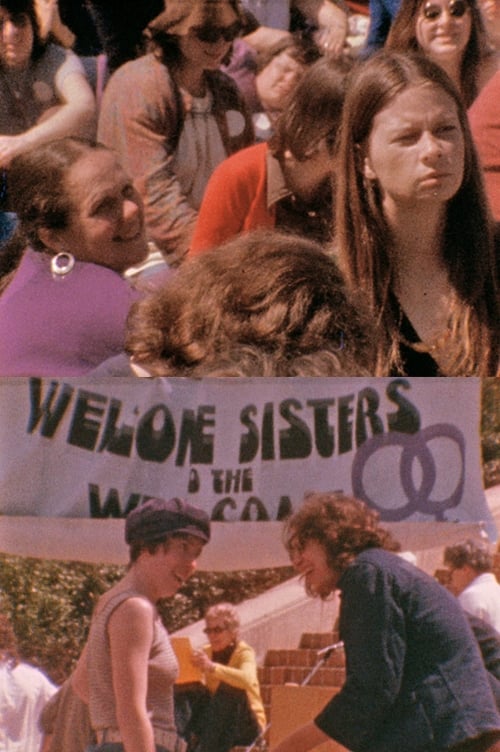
[351,424,465,521]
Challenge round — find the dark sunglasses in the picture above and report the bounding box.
[203,625,227,635]
[422,0,469,19]
[192,21,241,44]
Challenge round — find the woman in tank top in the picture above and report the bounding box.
[72,497,211,752]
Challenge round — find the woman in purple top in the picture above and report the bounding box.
[0,137,148,374]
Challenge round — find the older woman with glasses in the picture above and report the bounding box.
[97,0,254,267]
[176,602,266,752]
[385,0,499,105]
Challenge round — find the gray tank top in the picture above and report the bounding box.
[87,588,179,733]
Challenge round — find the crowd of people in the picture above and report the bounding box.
[0,0,497,376]
[2,494,500,752]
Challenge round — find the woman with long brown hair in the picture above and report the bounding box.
[334,51,499,375]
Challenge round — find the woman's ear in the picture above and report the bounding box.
[363,155,377,181]
[355,142,377,181]
[37,227,65,254]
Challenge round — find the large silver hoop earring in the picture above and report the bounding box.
[51,252,75,280]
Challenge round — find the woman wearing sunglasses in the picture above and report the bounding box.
[385,0,498,105]
[176,603,266,752]
[97,0,254,267]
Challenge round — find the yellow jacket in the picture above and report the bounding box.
[203,640,266,730]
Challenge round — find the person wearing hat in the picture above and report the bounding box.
[71,497,211,752]
[97,0,254,269]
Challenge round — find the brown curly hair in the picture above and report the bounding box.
[126,230,377,376]
[284,492,400,595]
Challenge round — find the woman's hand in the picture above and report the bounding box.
[191,649,215,673]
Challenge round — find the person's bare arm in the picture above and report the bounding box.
[0,69,95,167]
[295,0,349,57]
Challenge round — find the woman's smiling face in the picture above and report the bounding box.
[415,0,472,65]
[49,149,148,273]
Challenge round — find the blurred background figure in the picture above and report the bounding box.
[97,0,254,269]
[176,602,266,752]
[0,613,57,752]
[444,539,500,631]
[190,57,350,252]
[385,0,499,106]
[224,33,320,141]
[0,0,95,206]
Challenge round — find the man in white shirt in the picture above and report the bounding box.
[444,539,500,633]
[0,614,57,752]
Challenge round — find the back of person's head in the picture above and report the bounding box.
[335,50,497,374]
[283,492,400,592]
[126,230,376,375]
[444,539,493,573]
[145,0,246,66]
[188,343,371,376]
[8,137,110,252]
[0,614,20,668]
[385,0,489,105]
[270,56,353,161]
[0,0,44,61]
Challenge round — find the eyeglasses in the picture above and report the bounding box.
[421,0,469,20]
[203,625,227,635]
[191,21,241,44]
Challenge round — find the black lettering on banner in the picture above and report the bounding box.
[277,496,293,519]
[239,405,259,463]
[176,406,215,466]
[211,468,253,494]
[279,399,312,459]
[212,496,237,520]
[338,394,355,454]
[355,388,384,447]
[262,402,275,460]
[241,496,270,520]
[67,390,107,451]
[386,379,421,434]
[136,403,176,462]
[306,398,335,458]
[97,398,135,456]
[188,469,200,493]
[89,484,144,518]
[27,378,74,437]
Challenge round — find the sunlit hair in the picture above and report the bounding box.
[0,614,20,668]
[444,538,493,572]
[0,0,45,62]
[255,33,320,74]
[334,51,499,375]
[270,56,352,162]
[188,343,371,376]
[284,493,400,597]
[125,230,377,375]
[8,137,111,252]
[205,602,240,634]
[385,0,491,106]
[144,0,245,68]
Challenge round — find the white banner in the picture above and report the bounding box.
[0,377,496,565]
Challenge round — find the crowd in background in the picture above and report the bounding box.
[0,0,498,377]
